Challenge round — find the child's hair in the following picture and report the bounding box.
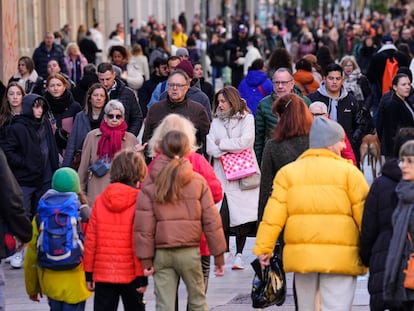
[399,140,414,158]
[110,149,147,185]
[154,130,191,204]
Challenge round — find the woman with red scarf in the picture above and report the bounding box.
[78,99,139,205]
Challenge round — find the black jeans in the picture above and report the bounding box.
[94,282,145,311]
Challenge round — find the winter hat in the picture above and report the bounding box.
[238,24,248,33]
[176,47,189,58]
[52,167,81,193]
[309,117,345,148]
[382,34,393,44]
[175,60,194,79]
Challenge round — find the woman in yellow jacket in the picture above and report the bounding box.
[24,168,91,310]
[254,117,369,310]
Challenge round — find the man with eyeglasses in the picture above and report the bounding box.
[308,63,366,164]
[254,67,311,165]
[142,69,210,160]
[97,62,143,136]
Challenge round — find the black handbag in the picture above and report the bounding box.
[251,253,286,308]
[89,158,110,177]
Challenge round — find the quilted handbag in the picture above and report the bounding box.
[220,149,257,181]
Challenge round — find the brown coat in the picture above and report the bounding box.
[134,155,226,268]
[77,128,137,205]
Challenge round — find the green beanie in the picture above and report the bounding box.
[51,167,81,193]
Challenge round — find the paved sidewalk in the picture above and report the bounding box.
[4,237,370,310]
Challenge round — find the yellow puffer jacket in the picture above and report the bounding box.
[24,218,92,304]
[254,148,369,276]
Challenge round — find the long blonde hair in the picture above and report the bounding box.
[154,130,191,204]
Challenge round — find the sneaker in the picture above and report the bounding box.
[10,251,23,269]
[3,254,14,263]
[232,253,244,270]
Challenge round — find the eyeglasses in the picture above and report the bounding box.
[273,80,292,86]
[311,112,326,116]
[106,113,122,120]
[168,83,187,89]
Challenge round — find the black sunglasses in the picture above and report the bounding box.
[106,113,122,120]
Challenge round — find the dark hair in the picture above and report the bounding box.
[213,86,249,115]
[393,128,414,157]
[108,45,130,63]
[84,83,109,114]
[316,46,335,73]
[267,47,293,72]
[324,63,343,77]
[397,66,413,83]
[97,62,114,74]
[83,63,96,75]
[271,94,313,142]
[248,58,264,71]
[0,82,25,127]
[153,57,168,68]
[18,56,35,73]
[295,58,312,72]
[392,73,409,88]
[154,130,191,204]
[110,149,147,185]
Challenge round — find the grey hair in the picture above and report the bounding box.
[169,69,190,83]
[309,101,327,114]
[273,67,293,79]
[399,140,414,158]
[148,114,198,157]
[104,99,125,115]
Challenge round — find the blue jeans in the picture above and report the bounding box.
[48,299,86,311]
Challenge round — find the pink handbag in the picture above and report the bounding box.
[220,149,257,181]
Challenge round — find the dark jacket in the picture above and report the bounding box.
[109,77,143,136]
[208,41,227,67]
[2,94,59,186]
[360,158,404,310]
[32,42,67,79]
[0,147,32,258]
[71,72,99,108]
[138,73,168,118]
[376,91,414,157]
[79,37,100,64]
[9,73,43,95]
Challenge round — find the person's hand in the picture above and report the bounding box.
[136,286,147,294]
[29,292,42,302]
[86,281,95,291]
[134,143,147,152]
[214,265,225,276]
[144,266,154,276]
[258,254,270,270]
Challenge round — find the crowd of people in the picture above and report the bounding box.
[1,3,414,310]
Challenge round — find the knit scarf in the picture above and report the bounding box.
[343,70,364,101]
[97,120,127,160]
[45,90,73,114]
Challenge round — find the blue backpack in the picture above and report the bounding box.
[36,190,84,270]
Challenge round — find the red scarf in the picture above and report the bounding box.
[97,120,128,160]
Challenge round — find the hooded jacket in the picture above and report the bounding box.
[84,182,147,286]
[2,94,59,186]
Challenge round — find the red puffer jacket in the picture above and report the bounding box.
[148,152,223,256]
[83,182,145,283]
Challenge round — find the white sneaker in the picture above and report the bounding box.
[10,251,23,269]
[232,253,244,270]
[3,254,14,263]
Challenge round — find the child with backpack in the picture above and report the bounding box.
[24,167,91,311]
[83,149,148,311]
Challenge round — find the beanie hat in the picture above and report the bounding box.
[51,167,81,193]
[176,47,189,57]
[309,117,345,148]
[175,60,194,79]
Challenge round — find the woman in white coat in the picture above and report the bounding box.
[206,86,259,270]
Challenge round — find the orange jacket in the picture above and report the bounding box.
[83,182,145,284]
[294,69,320,96]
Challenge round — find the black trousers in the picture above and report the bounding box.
[94,282,145,311]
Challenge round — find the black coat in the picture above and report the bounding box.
[359,158,403,310]
[0,147,32,258]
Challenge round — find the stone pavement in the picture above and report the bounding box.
[4,237,370,310]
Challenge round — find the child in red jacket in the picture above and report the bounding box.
[83,149,147,311]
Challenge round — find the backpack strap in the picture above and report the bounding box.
[301,83,310,95]
[257,85,267,97]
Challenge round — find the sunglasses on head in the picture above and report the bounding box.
[106,113,122,120]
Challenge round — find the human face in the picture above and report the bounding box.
[7,86,23,111]
[111,51,125,66]
[399,156,414,182]
[90,88,107,110]
[104,109,124,127]
[47,61,60,75]
[32,105,43,119]
[216,93,231,113]
[97,71,116,91]
[393,77,411,100]
[168,59,181,73]
[167,73,189,103]
[193,64,203,79]
[343,62,354,76]
[18,61,29,76]
[327,139,346,155]
[325,71,343,94]
[272,71,294,97]
[47,78,66,98]
[44,33,54,48]
[158,64,169,77]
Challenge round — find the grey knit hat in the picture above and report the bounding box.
[309,117,345,148]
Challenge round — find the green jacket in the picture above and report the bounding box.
[254,86,311,165]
